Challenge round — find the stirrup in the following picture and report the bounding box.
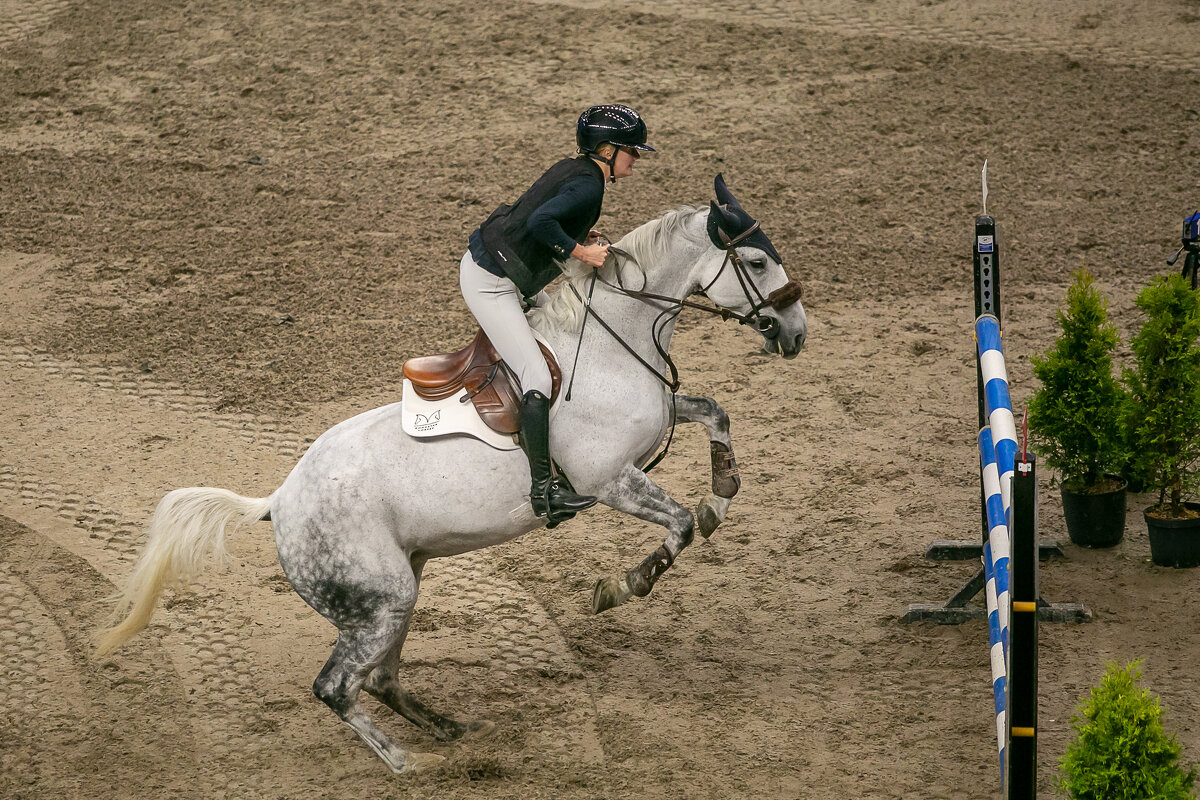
[534,494,579,529]
[531,479,596,523]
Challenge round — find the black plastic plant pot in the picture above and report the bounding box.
[1060,477,1127,548]
[1145,502,1200,568]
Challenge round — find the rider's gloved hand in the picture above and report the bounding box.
[572,242,608,269]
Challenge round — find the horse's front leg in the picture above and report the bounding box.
[592,465,696,614]
[672,394,741,538]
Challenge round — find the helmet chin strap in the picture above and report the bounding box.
[589,146,618,183]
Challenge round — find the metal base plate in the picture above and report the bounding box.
[924,539,1064,562]
[901,602,1092,625]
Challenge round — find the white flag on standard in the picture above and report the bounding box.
[982,159,989,216]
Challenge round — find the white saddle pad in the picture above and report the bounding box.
[400,334,559,452]
[400,379,521,451]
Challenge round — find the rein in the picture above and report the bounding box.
[564,274,682,473]
[605,233,804,333]
[562,232,803,472]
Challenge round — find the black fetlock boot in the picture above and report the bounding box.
[518,389,597,524]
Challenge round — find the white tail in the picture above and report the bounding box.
[94,487,272,657]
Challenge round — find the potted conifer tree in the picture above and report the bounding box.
[1028,269,1128,547]
[1059,660,1198,799]
[1125,273,1200,567]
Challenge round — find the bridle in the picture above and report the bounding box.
[568,229,804,390]
[702,222,804,338]
[562,229,803,470]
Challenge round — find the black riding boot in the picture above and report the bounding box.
[519,389,597,524]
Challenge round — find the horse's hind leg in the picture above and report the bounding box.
[363,560,496,742]
[308,570,444,774]
[313,622,443,773]
[592,464,695,614]
[672,395,741,538]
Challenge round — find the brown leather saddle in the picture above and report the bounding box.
[402,329,561,435]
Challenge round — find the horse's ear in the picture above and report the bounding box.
[707,200,741,248]
[708,195,785,264]
[714,173,742,211]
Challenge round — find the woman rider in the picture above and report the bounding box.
[460,104,655,524]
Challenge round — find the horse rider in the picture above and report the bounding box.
[461,104,655,524]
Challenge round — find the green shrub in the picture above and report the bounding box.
[1124,273,1200,514]
[1028,269,1126,490]
[1060,660,1197,799]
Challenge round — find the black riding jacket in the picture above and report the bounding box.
[469,157,605,298]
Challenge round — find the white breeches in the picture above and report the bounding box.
[458,251,553,397]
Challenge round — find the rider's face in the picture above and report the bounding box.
[613,147,640,179]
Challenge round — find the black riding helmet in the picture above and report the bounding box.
[576,104,655,182]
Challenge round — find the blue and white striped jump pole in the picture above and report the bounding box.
[979,425,1011,782]
[977,315,1018,518]
[977,314,1016,784]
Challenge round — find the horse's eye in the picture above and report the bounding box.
[749,258,767,271]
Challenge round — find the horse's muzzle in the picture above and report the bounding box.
[760,322,806,359]
[752,279,803,341]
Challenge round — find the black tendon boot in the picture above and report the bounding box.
[518,390,598,524]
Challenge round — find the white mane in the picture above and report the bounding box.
[528,206,707,336]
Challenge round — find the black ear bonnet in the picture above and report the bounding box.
[706,173,783,265]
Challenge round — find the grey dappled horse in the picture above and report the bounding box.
[96,176,807,774]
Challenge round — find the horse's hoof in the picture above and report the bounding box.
[464,719,497,740]
[592,577,626,614]
[696,494,730,539]
[401,751,446,774]
[697,502,720,539]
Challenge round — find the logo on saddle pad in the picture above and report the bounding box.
[413,411,441,432]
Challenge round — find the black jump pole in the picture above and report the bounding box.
[974,213,999,427]
[1008,448,1039,800]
